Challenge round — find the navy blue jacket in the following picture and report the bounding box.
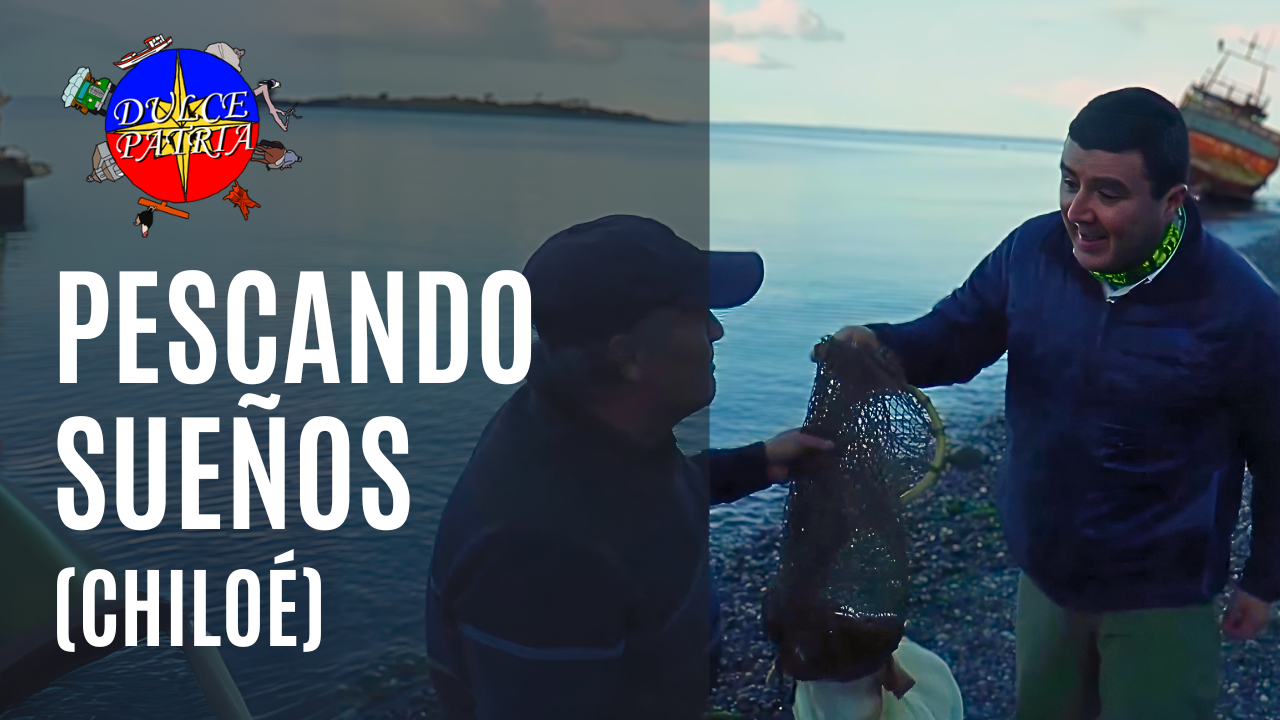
[425,354,770,719]
[870,201,1280,612]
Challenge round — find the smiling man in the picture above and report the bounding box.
[830,88,1280,719]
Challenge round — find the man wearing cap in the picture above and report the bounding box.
[425,215,831,719]
[832,88,1280,719]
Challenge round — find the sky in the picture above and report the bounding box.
[710,0,1280,138]
[0,0,710,122]
[3,0,1279,137]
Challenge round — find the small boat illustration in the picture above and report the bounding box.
[114,35,174,70]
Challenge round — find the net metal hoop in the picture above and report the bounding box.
[898,385,947,505]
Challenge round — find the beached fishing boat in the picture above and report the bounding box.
[1180,34,1280,201]
[114,35,173,70]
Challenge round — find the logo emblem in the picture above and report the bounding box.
[105,49,259,203]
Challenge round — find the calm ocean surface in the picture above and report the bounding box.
[1,102,1277,718]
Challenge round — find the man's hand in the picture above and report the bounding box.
[764,429,834,483]
[832,325,883,351]
[1222,585,1273,640]
[829,325,906,382]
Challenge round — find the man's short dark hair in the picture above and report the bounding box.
[1067,87,1190,199]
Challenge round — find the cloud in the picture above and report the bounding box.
[709,42,788,68]
[1014,3,1189,35]
[1211,24,1280,51]
[1,0,713,66]
[707,0,840,70]
[709,0,843,43]
[1104,1,1167,35]
[1009,6,1070,24]
[1004,78,1126,109]
[272,0,716,64]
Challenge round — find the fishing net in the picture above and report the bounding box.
[765,336,944,682]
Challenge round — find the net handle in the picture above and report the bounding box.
[898,385,948,505]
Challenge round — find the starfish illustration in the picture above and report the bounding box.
[222,179,259,219]
[223,181,260,220]
[108,53,255,199]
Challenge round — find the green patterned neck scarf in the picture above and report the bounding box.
[1090,205,1186,290]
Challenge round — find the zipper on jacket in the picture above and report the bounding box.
[1096,297,1113,348]
[1096,273,1150,343]
[1085,290,1116,389]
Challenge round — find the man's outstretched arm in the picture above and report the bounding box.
[695,429,834,505]
[835,228,1018,389]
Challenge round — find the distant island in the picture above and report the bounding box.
[264,93,668,124]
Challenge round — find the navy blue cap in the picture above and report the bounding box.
[524,215,764,345]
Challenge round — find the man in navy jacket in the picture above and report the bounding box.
[426,215,831,719]
[834,88,1280,719]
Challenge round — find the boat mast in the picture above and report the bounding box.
[1257,31,1276,109]
[1205,38,1230,89]
[1202,32,1275,111]
[1245,32,1261,105]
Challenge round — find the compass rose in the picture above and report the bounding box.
[105,48,259,203]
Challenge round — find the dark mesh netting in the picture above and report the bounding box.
[765,336,940,682]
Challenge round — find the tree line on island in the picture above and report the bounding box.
[258,91,666,123]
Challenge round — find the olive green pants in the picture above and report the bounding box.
[1013,572,1222,720]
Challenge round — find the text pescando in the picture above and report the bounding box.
[51,270,531,653]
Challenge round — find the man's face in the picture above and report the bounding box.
[628,307,724,423]
[1059,138,1184,274]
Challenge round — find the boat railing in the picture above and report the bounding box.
[1184,89,1280,142]
[1199,78,1267,110]
[1189,86,1266,117]
[1197,33,1274,115]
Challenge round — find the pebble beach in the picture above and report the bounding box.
[707,416,1279,720]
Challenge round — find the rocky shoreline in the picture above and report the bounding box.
[707,417,1279,720]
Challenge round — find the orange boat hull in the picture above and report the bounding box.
[1187,131,1278,199]
[1180,88,1280,200]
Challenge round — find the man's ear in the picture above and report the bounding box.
[608,334,641,383]
[1164,183,1189,220]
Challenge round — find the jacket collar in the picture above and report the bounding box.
[1130,198,1208,302]
[1064,198,1207,302]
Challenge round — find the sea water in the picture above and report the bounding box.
[1,102,1276,718]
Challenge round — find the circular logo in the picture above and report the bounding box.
[105,49,259,203]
